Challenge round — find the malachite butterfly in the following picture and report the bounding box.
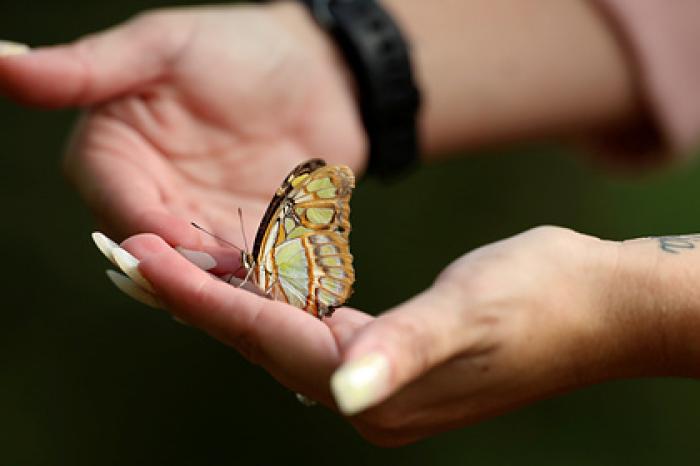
[241,159,355,318]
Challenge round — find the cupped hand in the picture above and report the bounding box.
[0,2,366,251]
[98,226,652,446]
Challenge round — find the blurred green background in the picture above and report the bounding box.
[3,1,700,465]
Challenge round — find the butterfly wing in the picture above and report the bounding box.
[250,160,355,317]
[287,165,354,239]
[272,232,354,318]
[250,159,327,259]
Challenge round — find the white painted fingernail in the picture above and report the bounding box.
[92,232,120,267]
[0,41,30,57]
[175,246,217,271]
[111,247,155,294]
[105,270,162,309]
[330,352,391,415]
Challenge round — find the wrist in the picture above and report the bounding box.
[381,0,640,158]
[266,1,368,170]
[267,1,357,95]
[278,0,421,177]
[615,237,700,378]
[266,1,341,61]
[515,230,653,386]
[549,232,643,384]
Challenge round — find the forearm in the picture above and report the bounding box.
[382,0,642,157]
[615,235,700,378]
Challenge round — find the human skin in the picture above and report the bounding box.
[382,0,641,154]
[0,0,681,446]
[99,226,700,447]
[0,2,367,253]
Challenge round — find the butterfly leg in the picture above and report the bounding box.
[237,266,256,288]
[265,277,278,296]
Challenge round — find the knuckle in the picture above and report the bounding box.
[121,232,166,250]
[525,226,592,265]
[527,225,578,245]
[435,259,501,305]
[127,9,188,52]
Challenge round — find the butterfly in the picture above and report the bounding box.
[240,159,355,318]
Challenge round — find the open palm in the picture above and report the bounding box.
[1,4,366,249]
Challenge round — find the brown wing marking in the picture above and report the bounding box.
[251,159,326,261]
[291,165,355,239]
[302,232,354,317]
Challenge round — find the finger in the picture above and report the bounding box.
[330,287,485,415]
[120,233,341,401]
[0,13,191,107]
[93,231,251,306]
[121,224,242,275]
[117,233,258,297]
[324,307,374,349]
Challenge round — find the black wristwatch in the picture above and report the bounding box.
[296,0,422,177]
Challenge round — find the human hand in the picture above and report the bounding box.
[0,3,366,252]
[95,226,670,446]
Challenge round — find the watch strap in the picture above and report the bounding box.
[298,0,421,177]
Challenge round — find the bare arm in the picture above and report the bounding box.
[0,0,648,167]
[614,235,700,378]
[103,224,700,445]
[381,0,642,156]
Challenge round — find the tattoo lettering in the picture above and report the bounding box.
[655,234,700,254]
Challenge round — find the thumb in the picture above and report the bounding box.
[330,286,477,415]
[0,12,191,108]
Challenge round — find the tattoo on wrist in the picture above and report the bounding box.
[655,235,700,254]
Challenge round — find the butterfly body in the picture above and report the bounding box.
[243,159,355,318]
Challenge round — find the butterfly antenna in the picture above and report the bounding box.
[190,222,243,252]
[238,207,250,254]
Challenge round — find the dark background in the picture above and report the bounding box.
[2,1,700,464]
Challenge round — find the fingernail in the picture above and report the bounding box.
[111,247,155,293]
[330,352,391,415]
[92,232,120,267]
[0,41,30,57]
[105,270,162,309]
[175,246,217,271]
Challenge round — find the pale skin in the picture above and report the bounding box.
[0,0,693,446]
